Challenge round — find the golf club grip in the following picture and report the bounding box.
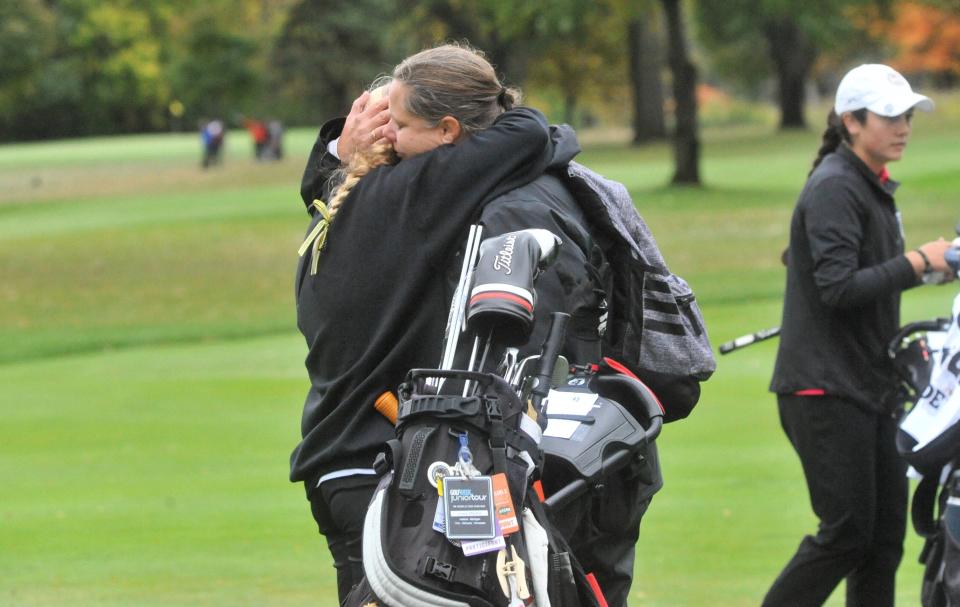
[532,312,570,403]
[946,247,960,273]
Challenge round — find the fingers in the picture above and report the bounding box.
[369,124,388,142]
[364,95,389,116]
[922,238,957,273]
[354,104,390,150]
[359,100,390,134]
[350,91,370,115]
[339,91,391,162]
[363,109,390,141]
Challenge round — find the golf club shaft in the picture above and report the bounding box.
[439,225,483,373]
[718,326,781,355]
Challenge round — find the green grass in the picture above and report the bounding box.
[2,104,959,606]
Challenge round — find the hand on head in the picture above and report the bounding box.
[338,89,391,162]
[339,44,514,164]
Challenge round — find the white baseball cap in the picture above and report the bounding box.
[835,64,934,117]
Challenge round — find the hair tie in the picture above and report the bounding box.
[497,87,510,109]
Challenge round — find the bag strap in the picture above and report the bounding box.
[526,489,603,607]
[398,427,436,495]
[373,439,402,477]
[485,397,508,475]
[913,473,942,538]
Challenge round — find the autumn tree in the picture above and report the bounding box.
[695,0,888,130]
[167,11,258,124]
[628,10,667,143]
[870,2,960,85]
[0,1,170,139]
[521,2,629,125]
[0,0,56,139]
[662,0,700,184]
[271,0,404,125]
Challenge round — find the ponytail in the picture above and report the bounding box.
[497,86,521,111]
[809,109,867,176]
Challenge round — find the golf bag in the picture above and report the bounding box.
[355,367,603,607]
[896,296,960,476]
[345,229,664,607]
[910,465,960,607]
[344,230,596,607]
[894,291,960,606]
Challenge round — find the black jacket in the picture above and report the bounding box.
[299,117,345,215]
[475,126,605,365]
[290,108,554,484]
[770,144,919,412]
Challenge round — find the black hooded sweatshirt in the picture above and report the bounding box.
[475,127,603,365]
[290,108,554,484]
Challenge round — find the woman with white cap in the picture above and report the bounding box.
[764,64,953,606]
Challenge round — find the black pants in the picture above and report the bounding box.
[762,395,907,607]
[305,474,380,605]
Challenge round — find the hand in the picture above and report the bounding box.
[920,238,955,274]
[337,91,390,163]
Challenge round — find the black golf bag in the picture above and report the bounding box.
[894,291,960,606]
[356,366,612,607]
[344,229,664,607]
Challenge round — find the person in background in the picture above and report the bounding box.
[764,64,954,607]
[267,119,284,160]
[200,119,224,169]
[244,117,269,160]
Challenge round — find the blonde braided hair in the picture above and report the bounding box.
[299,84,397,273]
[327,139,397,220]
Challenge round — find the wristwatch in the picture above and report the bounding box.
[915,248,932,275]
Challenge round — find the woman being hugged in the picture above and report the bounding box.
[765,64,953,607]
[289,43,552,603]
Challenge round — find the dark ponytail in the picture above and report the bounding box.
[497,86,520,110]
[809,109,867,176]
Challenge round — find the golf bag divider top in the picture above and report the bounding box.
[540,368,664,512]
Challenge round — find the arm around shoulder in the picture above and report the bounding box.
[396,107,554,224]
[440,107,553,198]
[299,117,346,211]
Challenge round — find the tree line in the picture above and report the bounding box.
[2,0,958,184]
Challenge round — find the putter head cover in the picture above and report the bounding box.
[467,229,561,346]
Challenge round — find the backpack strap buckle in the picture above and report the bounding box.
[422,556,456,582]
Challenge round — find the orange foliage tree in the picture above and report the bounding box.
[872,2,960,82]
